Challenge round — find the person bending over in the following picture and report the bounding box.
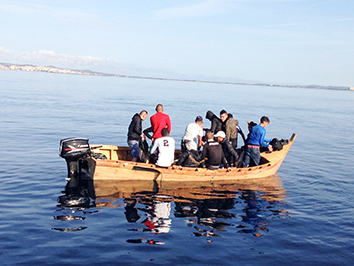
[242,116,272,168]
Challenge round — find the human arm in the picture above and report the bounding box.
[166,115,172,132]
[226,119,236,140]
[222,153,230,168]
[143,127,154,140]
[198,126,204,148]
[237,125,246,144]
[198,135,204,149]
[150,139,159,154]
[260,129,271,148]
[240,131,246,145]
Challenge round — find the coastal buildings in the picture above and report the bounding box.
[0,62,352,91]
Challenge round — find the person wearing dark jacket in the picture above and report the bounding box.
[205,110,222,134]
[214,131,239,167]
[176,149,204,168]
[127,110,148,162]
[201,130,226,170]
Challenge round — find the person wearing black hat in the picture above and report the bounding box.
[181,115,204,152]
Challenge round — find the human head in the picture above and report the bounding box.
[155,104,163,113]
[247,120,257,131]
[214,131,226,142]
[220,109,228,122]
[205,110,215,121]
[195,115,203,125]
[205,130,213,140]
[140,110,148,121]
[260,116,270,127]
[161,128,169,137]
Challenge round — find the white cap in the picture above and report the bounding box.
[214,131,226,138]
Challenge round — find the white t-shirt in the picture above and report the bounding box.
[182,122,203,150]
[150,136,175,167]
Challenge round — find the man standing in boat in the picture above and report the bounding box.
[181,115,204,152]
[220,110,237,148]
[149,104,171,141]
[242,116,273,168]
[127,110,148,162]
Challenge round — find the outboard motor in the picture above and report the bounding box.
[59,138,90,179]
[59,138,91,206]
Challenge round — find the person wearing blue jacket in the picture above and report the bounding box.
[242,116,273,167]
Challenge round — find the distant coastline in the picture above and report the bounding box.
[0,62,352,91]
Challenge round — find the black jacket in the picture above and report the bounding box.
[127,113,142,141]
[205,111,222,134]
[220,137,239,167]
[177,150,204,167]
[202,139,227,168]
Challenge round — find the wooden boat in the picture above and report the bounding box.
[87,133,296,182]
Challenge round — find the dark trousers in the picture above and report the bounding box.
[242,146,260,167]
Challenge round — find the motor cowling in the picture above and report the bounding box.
[59,138,90,179]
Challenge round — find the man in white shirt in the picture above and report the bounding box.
[181,116,204,152]
[150,128,175,167]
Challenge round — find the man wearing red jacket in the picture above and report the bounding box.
[150,104,171,140]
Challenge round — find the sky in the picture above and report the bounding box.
[0,0,353,87]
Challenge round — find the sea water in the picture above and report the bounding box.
[0,70,354,265]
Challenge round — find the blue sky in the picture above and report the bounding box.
[0,0,353,86]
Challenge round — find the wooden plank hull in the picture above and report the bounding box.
[88,134,296,182]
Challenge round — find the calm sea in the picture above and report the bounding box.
[1,70,353,265]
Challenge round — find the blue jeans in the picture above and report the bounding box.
[128,140,140,159]
[242,146,260,167]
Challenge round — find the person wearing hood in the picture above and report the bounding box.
[127,110,148,162]
[205,110,222,134]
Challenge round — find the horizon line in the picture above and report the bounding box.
[0,62,352,91]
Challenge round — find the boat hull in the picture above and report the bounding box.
[88,134,296,181]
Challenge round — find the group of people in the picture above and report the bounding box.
[127,104,273,170]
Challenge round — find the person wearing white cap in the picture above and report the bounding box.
[214,131,239,168]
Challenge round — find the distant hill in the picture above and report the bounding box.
[0,62,351,91]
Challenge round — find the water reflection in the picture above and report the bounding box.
[53,174,97,232]
[93,174,289,242]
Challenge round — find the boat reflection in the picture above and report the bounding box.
[94,174,289,241]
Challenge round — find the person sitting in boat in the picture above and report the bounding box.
[214,131,239,168]
[149,128,175,168]
[181,115,204,152]
[242,116,273,168]
[149,104,172,141]
[127,110,148,162]
[205,110,222,134]
[201,130,225,170]
[174,148,205,169]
